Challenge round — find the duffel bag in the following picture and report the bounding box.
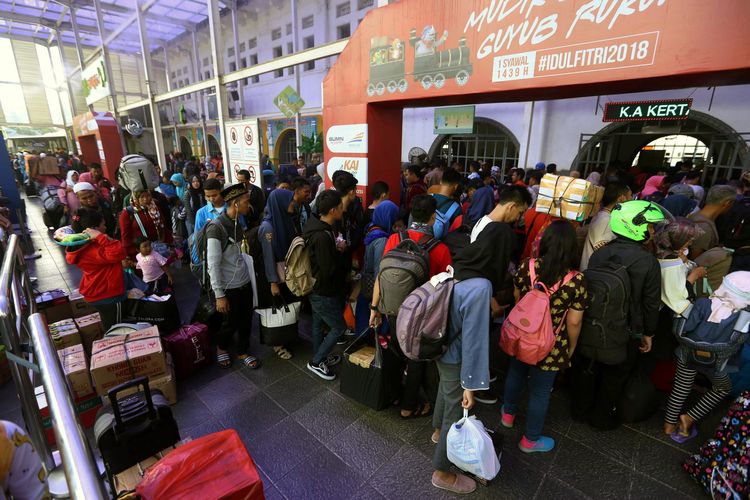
[124,295,180,334]
[340,327,402,410]
[164,323,211,379]
[256,299,300,346]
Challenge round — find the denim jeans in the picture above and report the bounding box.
[432,362,463,471]
[309,294,346,365]
[502,357,558,441]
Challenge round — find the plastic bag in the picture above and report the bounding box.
[446,409,501,481]
[137,429,264,500]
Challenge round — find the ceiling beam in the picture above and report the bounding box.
[65,0,195,30]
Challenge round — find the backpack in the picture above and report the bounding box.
[500,259,576,365]
[189,220,228,289]
[433,201,460,240]
[443,223,472,260]
[285,236,316,297]
[396,267,455,361]
[117,154,160,192]
[377,231,439,316]
[578,259,632,365]
[721,195,750,251]
[40,184,61,212]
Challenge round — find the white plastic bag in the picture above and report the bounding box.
[446,409,501,481]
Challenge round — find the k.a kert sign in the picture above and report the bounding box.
[603,99,692,122]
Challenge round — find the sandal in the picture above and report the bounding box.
[401,402,433,420]
[274,346,293,360]
[239,355,262,370]
[217,352,231,369]
[670,425,698,444]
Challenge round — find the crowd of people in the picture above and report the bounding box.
[12,147,750,495]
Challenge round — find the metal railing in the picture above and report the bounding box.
[0,234,107,499]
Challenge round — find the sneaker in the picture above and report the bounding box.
[326,354,342,367]
[474,392,498,405]
[519,435,555,453]
[344,329,356,337]
[307,361,336,381]
[500,406,515,428]
[489,374,498,383]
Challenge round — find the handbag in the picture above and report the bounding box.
[340,327,402,410]
[256,298,300,345]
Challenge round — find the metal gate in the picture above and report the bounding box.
[704,133,750,184]
[434,120,519,174]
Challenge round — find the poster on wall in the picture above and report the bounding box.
[327,157,369,188]
[81,57,110,106]
[434,105,475,134]
[224,119,261,189]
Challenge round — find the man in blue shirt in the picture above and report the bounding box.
[192,178,226,267]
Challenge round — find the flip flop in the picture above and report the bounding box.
[217,352,231,369]
[239,355,262,370]
[274,346,293,360]
[400,402,433,420]
[670,426,698,443]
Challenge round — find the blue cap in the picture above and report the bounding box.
[535,162,546,170]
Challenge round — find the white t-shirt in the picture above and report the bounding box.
[470,215,493,243]
[659,258,692,315]
[136,252,167,283]
[580,209,615,271]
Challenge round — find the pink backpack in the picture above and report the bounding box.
[500,259,576,365]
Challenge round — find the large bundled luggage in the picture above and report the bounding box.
[340,328,402,410]
[683,391,750,498]
[94,377,180,478]
[118,154,160,192]
[163,323,212,379]
[137,429,264,500]
[536,174,604,222]
[124,294,181,333]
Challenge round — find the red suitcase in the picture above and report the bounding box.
[163,323,212,379]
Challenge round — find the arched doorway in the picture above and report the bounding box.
[573,110,749,183]
[632,135,710,169]
[428,117,519,175]
[206,135,222,158]
[275,129,298,165]
[179,136,192,157]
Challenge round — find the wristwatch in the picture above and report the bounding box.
[369,304,379,311]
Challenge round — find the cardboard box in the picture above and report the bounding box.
[57,344,94,398]
[348,346,376,369]
[35,386,102,446]
[75,313,104,355]
[112,446,177,497]
[37,289,72,324]
[90,327,167,397]
[69,289,97,318]
[116,357,177,405]
[49,319,82,351]
[536,174,605,222]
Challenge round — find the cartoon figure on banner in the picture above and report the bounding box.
[414,25,448,57]
[367,37,407,96]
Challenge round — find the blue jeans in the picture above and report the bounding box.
[502,357,558,441]
[309,294,346,365]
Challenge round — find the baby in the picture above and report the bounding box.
[135,237,173,295]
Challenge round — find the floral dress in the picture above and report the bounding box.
[514,259,589,370]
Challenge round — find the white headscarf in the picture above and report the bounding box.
[73,182,95,194]
[65,170,79,187]
[708,271,750,323]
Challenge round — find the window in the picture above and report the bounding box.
[205,70,211,79]
[250,54,259,84]
[0,39,20,83]
[272,28,282,40]
[227,47,235,58]
[273,47,283,77]
[170,71,176,79]
[240,57,247,68]
[286,23,292,35]
[336,2,350,17]
[177,68,182,76]
[184,78,190,86]
[287,43,295,75]
[239,42,245,53]
[302,15,314,29]
[229,62,236,72]
[337,23,351,39]
[358,0,373,8]
[304,36,315,70]
[248,37,257,49]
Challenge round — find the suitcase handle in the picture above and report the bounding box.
[107,376,157,430]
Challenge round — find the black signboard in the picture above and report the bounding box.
[603,99,692,122]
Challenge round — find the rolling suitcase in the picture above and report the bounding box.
[94,377,180,478]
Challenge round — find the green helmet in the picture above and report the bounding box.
[610,200,667,241]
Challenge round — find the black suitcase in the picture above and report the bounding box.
[94,377,180,477]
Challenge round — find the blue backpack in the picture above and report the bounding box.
[433,201,460,240]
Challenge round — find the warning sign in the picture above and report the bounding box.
[224,119,261,188]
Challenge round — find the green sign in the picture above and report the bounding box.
[274,86,305,119]
[603,99,692,122]
[434,105,475,134]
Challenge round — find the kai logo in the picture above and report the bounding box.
[326,124,369,153]
[342,159,361,173]
[348,132,365,144]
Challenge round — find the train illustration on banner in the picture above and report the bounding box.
[366,25,473,97]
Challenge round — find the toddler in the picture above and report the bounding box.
[135,237,173,295]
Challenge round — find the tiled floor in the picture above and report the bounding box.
[1,195,713,499]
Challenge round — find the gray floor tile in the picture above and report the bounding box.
[292,390,364,443]
[633,434,705,497]
[629,471,694,500]
[326,416,405,476]
[368,444,446,500]
[535,475,591,499]
[566,420,639,467]
[245,417,319,482]
[548,438,632,499]
[219,392,288,442]
[241,353,299,389]
[347,484,384,500]
[275,446,368,500]
[196,370,260,414]
[181,416,226,440]
[171,390,213,430]
[264,370,328,413]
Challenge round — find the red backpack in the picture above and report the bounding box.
[500,259,576,365]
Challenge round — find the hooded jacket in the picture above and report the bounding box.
[66,234,126,303]
[303,215,347,297]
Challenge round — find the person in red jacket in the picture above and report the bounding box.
[67,208,128,331]
[119,189,173,260]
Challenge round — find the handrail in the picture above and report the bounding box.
[28,313,107,499]
[0,234,107,499]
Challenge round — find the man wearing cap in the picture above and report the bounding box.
[74,182,116,237]
[206,183,261,370]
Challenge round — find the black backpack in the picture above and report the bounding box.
[721,196,750,251]
[443,223,472,260]
[189,220,228,289]
[578,259,632,365]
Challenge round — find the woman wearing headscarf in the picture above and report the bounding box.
[664,271,750,442]
[119,189,173,260]
[170,172,186,200]
[58,170,81,218]
[659,183,698,218]
[639,175,667,202]
[362,200,400,311]
[465,185,495,227]
[431,221,515,495]
[182,175,206,235]
[257,188,298,359]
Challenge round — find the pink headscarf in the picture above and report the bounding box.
[640,175,665,198]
